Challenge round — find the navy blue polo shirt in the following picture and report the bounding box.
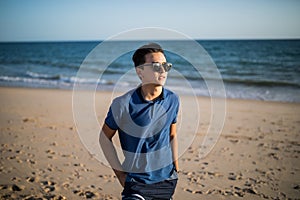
[105,87,179,184]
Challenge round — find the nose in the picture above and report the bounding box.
[158,66,166,73]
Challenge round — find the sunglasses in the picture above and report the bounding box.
[138,62,172,72]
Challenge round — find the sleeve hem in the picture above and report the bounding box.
[105,122,118,131]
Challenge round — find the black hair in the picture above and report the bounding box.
[132,43,165,67]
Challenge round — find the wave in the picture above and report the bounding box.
[0,74,113,86]
[1,74,299,102]
[6,69,299,91]
[26,71,61,80]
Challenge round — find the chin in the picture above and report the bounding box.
[158,82,166,86]
[153,83,164,87]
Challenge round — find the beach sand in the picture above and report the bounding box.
[0,87,299,199]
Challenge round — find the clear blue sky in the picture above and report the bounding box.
[0,0,299,41]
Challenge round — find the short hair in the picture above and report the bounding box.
[132,43,165,67]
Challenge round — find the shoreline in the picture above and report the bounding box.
[1,85,300,105]
[0,86,299,199]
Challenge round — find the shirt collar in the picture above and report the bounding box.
[137,86,165,103]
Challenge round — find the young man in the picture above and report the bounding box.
[100,43,179,200]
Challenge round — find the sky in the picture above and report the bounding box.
[0,0,299,41]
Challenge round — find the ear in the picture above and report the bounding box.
[135,67,143,80]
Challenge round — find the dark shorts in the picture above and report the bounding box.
[122,179,178,200]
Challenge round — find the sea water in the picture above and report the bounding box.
[0,40,299,102]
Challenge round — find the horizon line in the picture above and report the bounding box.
[1,37,300,43]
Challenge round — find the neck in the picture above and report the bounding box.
[141,84,163,101]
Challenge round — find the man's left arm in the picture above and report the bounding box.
[170,123,179,171]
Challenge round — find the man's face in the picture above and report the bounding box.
[136,52,168,86]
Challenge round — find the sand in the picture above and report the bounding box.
[0,86,299,200]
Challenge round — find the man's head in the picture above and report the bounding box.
[132,43,165,67]
[132,43,171,86]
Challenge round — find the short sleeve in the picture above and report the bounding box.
[104,106,118,130]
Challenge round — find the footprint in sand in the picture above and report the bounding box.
[40,180,56,193]
[22,118,36,123]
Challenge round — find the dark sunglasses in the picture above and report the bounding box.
[138,62,172,72]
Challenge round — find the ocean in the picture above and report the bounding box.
[0,40,299,102]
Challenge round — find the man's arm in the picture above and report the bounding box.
[99,123,127,187]
[170,123,179,171]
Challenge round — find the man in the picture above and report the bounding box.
[100,43,179,200]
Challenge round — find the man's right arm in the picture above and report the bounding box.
[99,123,127,187]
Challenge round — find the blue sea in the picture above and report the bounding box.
[0,40,299,102]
